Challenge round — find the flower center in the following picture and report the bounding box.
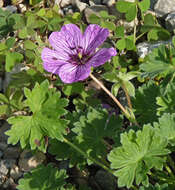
[69,47,91,65]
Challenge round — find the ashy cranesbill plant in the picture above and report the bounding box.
[2,0,175,189]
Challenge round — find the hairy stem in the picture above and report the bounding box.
[89,73,138,125]
[63,137,114,175]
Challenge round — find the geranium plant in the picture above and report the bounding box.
[0,0,175,190]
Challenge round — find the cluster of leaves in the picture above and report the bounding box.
[1,0,175,190]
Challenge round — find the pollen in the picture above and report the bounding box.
[78,52,82,59]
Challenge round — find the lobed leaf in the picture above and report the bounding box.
[108,125,170,188]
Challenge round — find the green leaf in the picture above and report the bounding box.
[88,14,101,24]
[116,1,134,13]
[148,28,170,41]
[125,4,137,22]
[102,71,118,83]
[24,40,37,50]
[101,21,116,31]
[72,106,122,164]
[124,80,135,97]
[0,93,9,104]
[125,35,135,50]
[5,52,24,72]
[18,28,28,39]
[140,45,174,79]
[63,83,84,96]
[17,164,68,190]
[132,81,160,125]
[116,38,126,50]
[111,83,121,96]
[138,0,150,13]
[6,80,69,152]
[108,125,170,188]
[115,26,125,38]
[139,183,169,190]
[156,81,175,116]
[5,37,16,49]
[37,8,46,17]
[154,113,175,146]
[0,43,7,51]
[144,13,155,25]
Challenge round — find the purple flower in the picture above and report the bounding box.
[41,24,117,83]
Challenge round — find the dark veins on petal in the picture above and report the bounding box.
[68,45,92,65]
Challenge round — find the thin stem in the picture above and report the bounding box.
[122,83,132,110]
[89,73,138,125]
[89,73,129,117]
[63,137,114,175]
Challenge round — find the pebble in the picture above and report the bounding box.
[18,150,46,172]
[2,5,17,13]
[18,3,27,12]
[3,177,15,189]
[10,165,23,180]
[165,12,175,32]
[73,0,88,12]
[154,0,175,17]
[0,122,11,143]
[137,40,172,58]
[0,0,3,8]
[55,0,72,7]
[102,0,115,6]
[0,142,8,151]
[3,147,21,159]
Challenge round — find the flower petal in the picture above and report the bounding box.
[58,63,91,83]
[41,48,68,74]
[83,24,109,54]
[87,48,117,67]
[41,47,69,63]
[49,24,83,55]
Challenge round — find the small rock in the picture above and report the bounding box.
[0,163,8,175]
[89,0,95,6]
[10,165,23,180]
[18,3,27,12]
[3,177,15,189]
[2,6,17,13]
[93,0,102,4]
[95,170,117,190]
[150,0,158,10]
[19,150,46,172]
[0,0,3,8]
[73,0,87,12]
[62,5,74,14]
[154,0,175,17]
[0,173,6,186]
[103,0,115,6]
[0,160,16,175]
[165,12,175,31]
[0,122,11,142]
[84,5,108,23]
[0,142,8,151]
[55,0,72,7]
[137,40,172,58]
[4,147,21,159]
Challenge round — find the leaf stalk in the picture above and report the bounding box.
[89,73,138,125]
[63,137,114,176]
